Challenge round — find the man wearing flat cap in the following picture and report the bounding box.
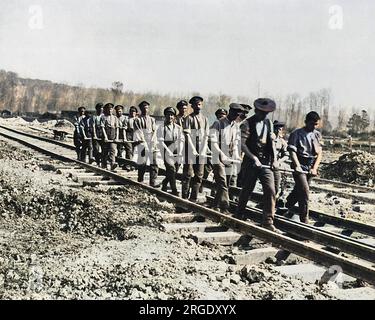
[236,98,280,232]
[157,107,184,196]
[176,100,189,127]
[92,103,104,166]
[123,106,138,167]
[201,107,228,194]
[181,96,209,201]
[115,105,128,160]
[134,101,159,187]
[100,103,119,171]
[209,103,243,213]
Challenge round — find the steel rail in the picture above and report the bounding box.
[1,126,375,284]
[2,124,375,237]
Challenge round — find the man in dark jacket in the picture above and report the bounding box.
[236,98,279,232]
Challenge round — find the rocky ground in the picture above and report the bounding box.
[0,138,338,300]
[321,151,375,185]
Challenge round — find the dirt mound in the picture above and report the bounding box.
[0,141,33,161]
[321,151,375,184]
[0,172,168,240]
[54,120,74,131]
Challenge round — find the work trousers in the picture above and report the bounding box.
[124,142,134,160]
[237,159,276,226]
[273,169,281,196]
[286,172,313,222]
[137,147,158,185]
[92,139,102,165]
[101,142,116,168]
[181,163,204,201]
[117,143,125,158]
[73,132,82,160]
[162,160,180,192]
[212,162,232,209]
[80,139,93,163]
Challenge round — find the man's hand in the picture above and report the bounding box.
[220,154,230,163]
[254,157,262,168]
[294,165,304,173]
[272,160,280,170]
[103,138,109,143]
[166,149,174,158]
[310,168,318,176]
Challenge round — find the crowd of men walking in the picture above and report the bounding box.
[73,96,322,233]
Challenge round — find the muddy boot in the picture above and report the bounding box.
[171,189,180,197]
[189,184,200,202]
[262,223,282,234]
[300,215,310,224]
[220,207,231,215]
[161,178,168,192]
[181,181,190,199]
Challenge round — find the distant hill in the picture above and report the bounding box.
[0,69,190,116]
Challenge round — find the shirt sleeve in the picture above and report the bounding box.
[182,116,191,134]
[287,130,298,153]
[100,116,105,128]
[157,125,164,142]
[313,131,323,153]
[210,121,221,144]
[240,121,250,145]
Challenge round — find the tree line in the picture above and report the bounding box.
[0,69,374,137]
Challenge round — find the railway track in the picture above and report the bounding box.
[1,124,375,288]
[8,124,375,205]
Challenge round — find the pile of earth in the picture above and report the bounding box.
[0,141,33,161]
[321,151,375,185]
[0,172,169,240]
[54,120,74,133]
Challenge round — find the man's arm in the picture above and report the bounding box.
[310,151,322,176]
[210,121,229,163]
[101,118,108,142]
[240,122,262,167]
[90,117,97,140]
[79,119,88,140]
[183,116,199,156]
[289,150,303,172]
[287,131,303,173]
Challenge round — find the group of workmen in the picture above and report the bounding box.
[73,96,322,232]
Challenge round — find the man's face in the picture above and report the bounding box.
[228,109,240,122]
[178,105,187,115]
[255,109,268,121]
[104,107,112,115]
[277,127,285,137]
[216,112,226,120]
[79,108,86,116]
[141,105,149,115]
[116,108,123,117]
[96,107,103,115]
[238,112,247,120]
[306,119,320,131]
[165,112,175,124]
[193,101,203,112]
[129,110,136,118]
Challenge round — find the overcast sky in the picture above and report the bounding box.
[0,0,374,110]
